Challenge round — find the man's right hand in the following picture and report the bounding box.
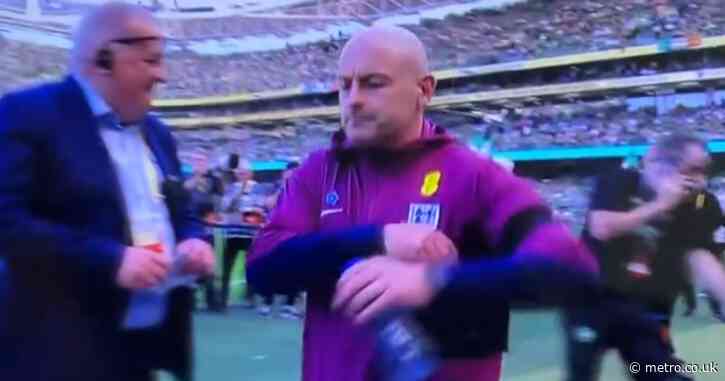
[116,246,171,290]
[654,174,695,212]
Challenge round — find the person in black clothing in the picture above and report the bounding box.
[681,281,698,317]
[712,222,725,320]
[563,134,725,381]
[184,150,223,223]
[683,214,725,321]
[273,162,303,318]
[223,220,268,313]
[184,151,224,311]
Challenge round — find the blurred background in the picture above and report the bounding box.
[0,0,723,379]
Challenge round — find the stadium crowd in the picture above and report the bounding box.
[1,5,723,381]
[3,0,725,97]
[170,101,725,159]
[160,0,725,95]
[492,101,725,150]
[172,99,725,236]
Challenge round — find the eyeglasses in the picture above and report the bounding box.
[109,36,164,45]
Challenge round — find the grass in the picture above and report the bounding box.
[160,300,723,381]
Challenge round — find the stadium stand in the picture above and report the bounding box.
[169,100,725,159]
[2,0,724,236]
[0,0,25,12]
[156,0,725,97]
[4,0,725,100]
[2,4,724,380]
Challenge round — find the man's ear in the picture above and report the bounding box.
[418,74,437,107]
[418,74,436,109]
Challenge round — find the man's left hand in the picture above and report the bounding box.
[332,256,436,324]
[418,230,458,264]
[176,238,215,276]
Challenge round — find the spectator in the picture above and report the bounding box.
[184,149,224,223]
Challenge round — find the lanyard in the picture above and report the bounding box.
[141,143,164,200]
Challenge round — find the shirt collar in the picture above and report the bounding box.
[73,74,124,130]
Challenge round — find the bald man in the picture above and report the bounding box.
[248,26,597,381]
[0,3,213,381]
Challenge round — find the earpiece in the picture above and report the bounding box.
[95,47,113,71]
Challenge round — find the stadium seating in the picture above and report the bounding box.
[4,0,725,98]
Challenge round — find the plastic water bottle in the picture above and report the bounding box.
[342,259,440,381]
[373,309,440,381]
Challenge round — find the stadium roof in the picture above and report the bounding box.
[0,0,524,55]
[159,67,725,128]
[2,0,522,19]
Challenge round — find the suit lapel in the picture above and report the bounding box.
[140,118,173,180]
[57,76,131,242]
[58,76,119,183]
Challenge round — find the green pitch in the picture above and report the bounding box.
[179,248,723,380]
[159,302,724,381]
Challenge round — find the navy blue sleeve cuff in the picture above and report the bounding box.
[247,225,384,294]
[432,256,601,308]
[83,237,125,287]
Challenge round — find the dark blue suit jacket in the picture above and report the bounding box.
[0,77,203,381]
